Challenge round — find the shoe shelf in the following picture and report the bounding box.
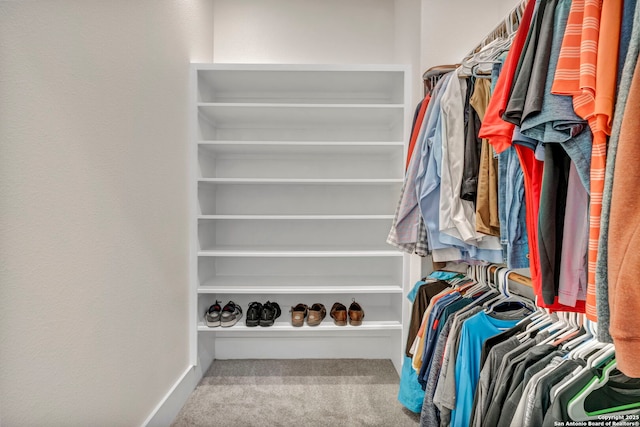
[190,64,410,373]
[197,321,402,332]
[197,294,402,332]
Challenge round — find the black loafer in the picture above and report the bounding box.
[246,302,263,327]
[260,301,281,327]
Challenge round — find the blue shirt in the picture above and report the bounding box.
[417,292,461,387]
[450,311,519,427]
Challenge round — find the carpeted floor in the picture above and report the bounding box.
[171,359,420,427]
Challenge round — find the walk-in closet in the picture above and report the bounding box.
[2,0,640,426]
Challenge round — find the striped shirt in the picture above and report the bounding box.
[552,0,622,321]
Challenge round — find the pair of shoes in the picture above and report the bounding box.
[290,303,326,327]
[246,301,281,327]
[330,299,364,326]
[205,301,243,328]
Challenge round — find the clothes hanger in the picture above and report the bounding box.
[515,305,547,329]
[518,312,554,340]
[536,312,573,346]
[561,317,592,352]
[461,32,511,77]
[516,307,560,341]
[485,267,535,314]
[552,312,584,346]
[561,343,616,405]
[570,323,607,361]
[462,265,488,296]
[481,266,508,309]
[546,331,612,406]
[541,311,583,346]
[588,345,615,369]
[566,358,640,421]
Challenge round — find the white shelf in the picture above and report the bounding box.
[198,178,403,184]
[198,218,393,252]
[199,141,405,146]
[197,321,402,332]
[198,102,404,109]
[198,249,403,257]
[197,104,404,142]
[197,275,402,294]
[190,64,409,373]
[197,257,403,292]
[198,142,404,156]
[197,142,403,179]
[198,286,403,294]
[198,103,403,125]
[198,286,402,294]
[195,66,405,104]
[198,215,394,220]
[197,181,401,216]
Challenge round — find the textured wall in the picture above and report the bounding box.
[0,1,213,425]
[0,0,523,424]
[212,0,396,64]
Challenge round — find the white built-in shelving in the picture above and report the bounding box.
[190,64,410,373]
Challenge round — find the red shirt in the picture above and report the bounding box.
[478,0,536,154]
[406,95,430,169]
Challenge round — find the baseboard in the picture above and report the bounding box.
[142,334,216,427]
[141,365,195,427]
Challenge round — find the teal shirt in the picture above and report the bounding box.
[450,311,519,426]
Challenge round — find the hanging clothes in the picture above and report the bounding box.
[412,267,534,425]
[479,0,537,153]
[472,78,502,238]
[392,0,640,397]
[595,0,640,343]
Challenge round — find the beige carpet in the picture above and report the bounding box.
[172,359,420,427]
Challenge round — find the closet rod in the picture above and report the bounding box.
[433,263,532,288]
[464,0,527,58]
[487,265,532,288]
[421,0,527,93]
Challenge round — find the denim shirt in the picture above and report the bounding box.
[498,138,530,269]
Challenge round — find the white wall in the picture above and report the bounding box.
[0,1,213,426]
[394,0,423,107]
[421,0,522,70]
[212,0,396,64]
[0,0,525,425]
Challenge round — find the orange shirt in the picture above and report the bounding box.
[552,0,585,96]
[608,53,640,377]
[552,0,622,321]
[406,95,430,170]
[583,0,621,321]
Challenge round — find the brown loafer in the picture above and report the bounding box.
[348,300,364,326]
[330,302,347,326]
[307,303,326,326]
[290,303,308,327]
